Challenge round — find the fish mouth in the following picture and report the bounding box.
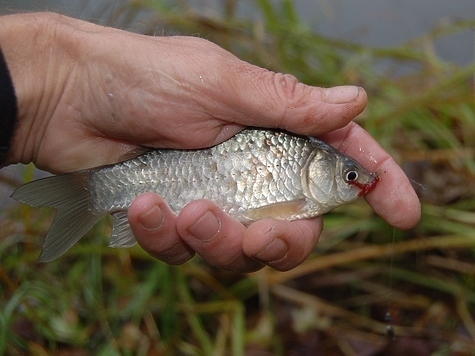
[350,172,381,197]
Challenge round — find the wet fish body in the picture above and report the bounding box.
[11,129,379,262]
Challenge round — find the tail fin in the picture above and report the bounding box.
[11,171,103,262]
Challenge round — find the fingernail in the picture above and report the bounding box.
[322,85,359,104]
[187,210,221,242]
[254,237,288,262]
[138,204,164,231]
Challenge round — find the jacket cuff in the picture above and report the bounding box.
[0,46,18,167]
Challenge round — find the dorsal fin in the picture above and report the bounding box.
[118,147,154,162]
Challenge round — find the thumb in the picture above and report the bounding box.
[209,58,367,136]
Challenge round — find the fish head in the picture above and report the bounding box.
[303,150,379,209]
[337,157,380,199]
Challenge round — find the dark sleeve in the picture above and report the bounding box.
[0,46,18,166]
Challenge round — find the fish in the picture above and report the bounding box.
[11,128,380,262]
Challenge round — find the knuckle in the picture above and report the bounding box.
[148,240,195,265]
[266,71,314,129]
[273,72,302,100]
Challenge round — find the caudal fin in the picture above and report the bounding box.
[11,171,103,262]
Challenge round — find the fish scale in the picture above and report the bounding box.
[11,128,379,262]
[89,130,310,220]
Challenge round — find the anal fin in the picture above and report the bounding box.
[109,211,137,248]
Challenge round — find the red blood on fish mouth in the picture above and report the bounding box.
[350,173,380,197]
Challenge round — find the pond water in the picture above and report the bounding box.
[2,0,474,65]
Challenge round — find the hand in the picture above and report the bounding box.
[2,13,420,272]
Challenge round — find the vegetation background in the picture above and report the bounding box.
[1,0,475,354]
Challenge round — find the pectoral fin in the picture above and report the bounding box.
[244,199,307,221]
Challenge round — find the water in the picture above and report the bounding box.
[1,0,473,65]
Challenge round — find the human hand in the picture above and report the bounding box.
[2,13,420,271]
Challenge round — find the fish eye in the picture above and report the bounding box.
[345,170,358,182]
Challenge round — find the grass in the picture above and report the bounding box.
[1,0,475,354]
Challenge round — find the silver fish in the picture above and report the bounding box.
[11,129,379,262]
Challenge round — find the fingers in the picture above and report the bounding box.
[128,193,195,264]
[320,122,421,229]
[177,200,322,272]
[243,218,323,271]
[176,200,263,273]
[129,194,323,272]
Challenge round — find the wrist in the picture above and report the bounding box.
[0,12,78,167]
